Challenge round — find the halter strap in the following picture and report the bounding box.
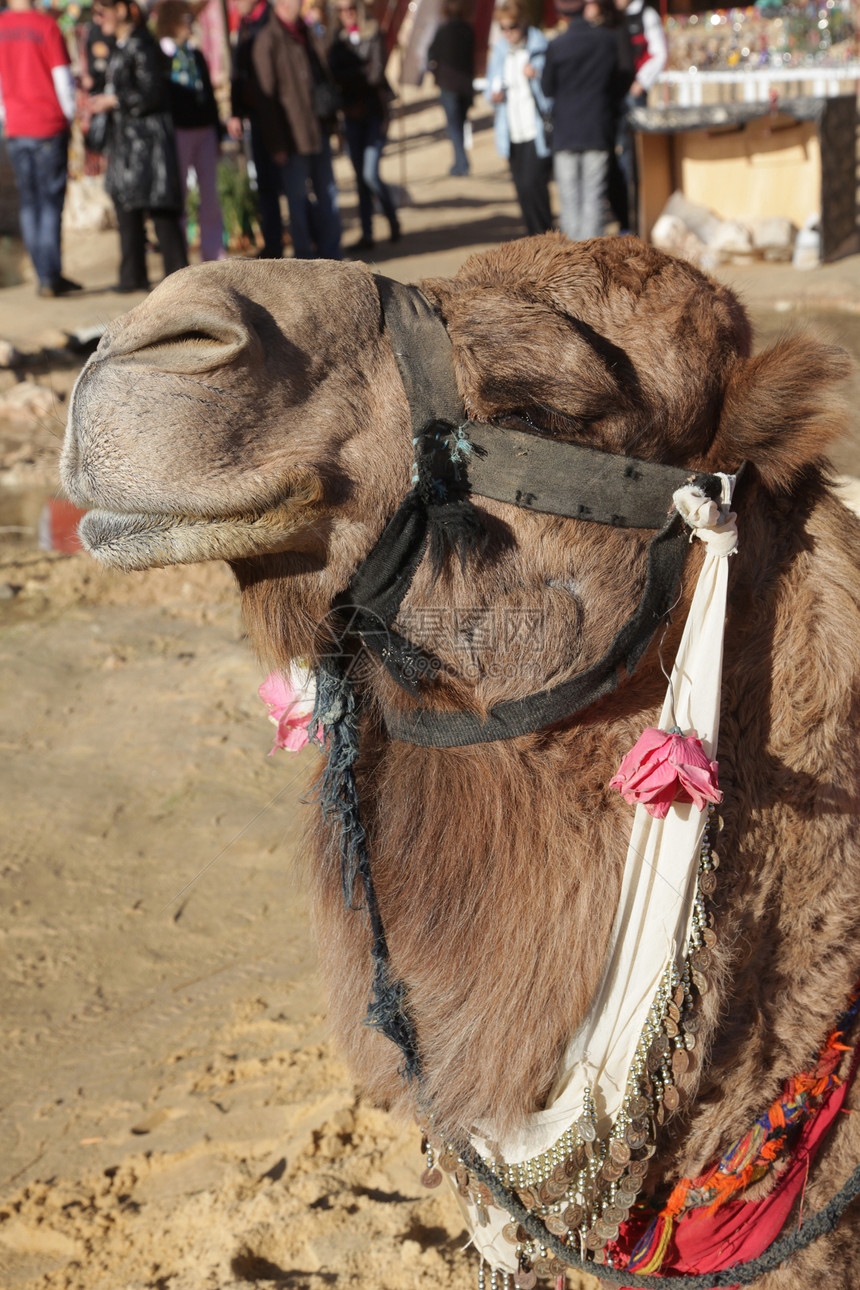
[373,274,464,428]
[382,504,698,747]
[466,420,702,530]
[349,274,733,747]
[372,273,706,531]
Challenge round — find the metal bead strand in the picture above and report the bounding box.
[432,807,723,1268]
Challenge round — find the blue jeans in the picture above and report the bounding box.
[278,136,341,260]
[553,149,609,242]
[439,89,470,175]
[344,114,398,240]
[6,131,69,287]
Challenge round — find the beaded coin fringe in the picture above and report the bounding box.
[420,807,722,1286]
[478,1262,519,1290]
[478,1263,566,1290]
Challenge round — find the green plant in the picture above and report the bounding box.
[216,159,260,247]
[183,157,261,250]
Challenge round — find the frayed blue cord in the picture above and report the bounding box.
[311,659,422,1082]
[311,661,364,909]
[304,418,483,1084]
[449,422,474,465]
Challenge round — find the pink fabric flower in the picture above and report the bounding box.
[609,727,722,819]
[259,668,318,754]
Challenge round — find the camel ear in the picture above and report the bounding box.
[712,334,851,492]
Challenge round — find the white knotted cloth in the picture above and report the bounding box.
[460,475,739,1273]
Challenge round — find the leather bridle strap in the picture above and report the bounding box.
[373,273,464,428]
[466,420,703,529]
[354,273,729,747]
[383,503,696,746]
[372,273,708,530]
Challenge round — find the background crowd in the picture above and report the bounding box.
[0,0,666,297]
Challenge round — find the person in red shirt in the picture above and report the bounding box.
[0,0,81,297]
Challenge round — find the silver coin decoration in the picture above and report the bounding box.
[419,808,721,1285]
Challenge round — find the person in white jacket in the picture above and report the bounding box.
[485,0,554,235]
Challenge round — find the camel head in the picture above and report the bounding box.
[62,237,848,681]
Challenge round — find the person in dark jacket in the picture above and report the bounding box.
[226,0,283,258]
[540,0,618,241]
[251,0,341,260]
[328,0,399,250]
[157,1,225,261]
[584,0,634,231]
[427,0,474,177]
[613,0,667,234]
[88,0,187,291]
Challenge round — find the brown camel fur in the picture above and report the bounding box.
[61,235,860,1286]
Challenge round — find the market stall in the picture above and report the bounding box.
[631,0,859,261]
[662,0,857,91]
[632,93,857,258]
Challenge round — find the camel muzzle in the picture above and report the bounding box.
[78,497,320,571]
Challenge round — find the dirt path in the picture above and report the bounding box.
[2,85,860,1290]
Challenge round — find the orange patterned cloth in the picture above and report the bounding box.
[613,985,860,1280]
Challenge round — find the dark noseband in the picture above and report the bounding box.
[333,275,733,748]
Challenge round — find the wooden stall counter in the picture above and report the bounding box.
[630,95,857,261]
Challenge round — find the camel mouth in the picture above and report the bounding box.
[79,498,322,571]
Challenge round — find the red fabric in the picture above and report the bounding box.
[614,1053,858,1288]
[0,9,70,138]
[275,14,307,45]
[244,0,269,26]
[630,30,650,76]
[40,499,84,555]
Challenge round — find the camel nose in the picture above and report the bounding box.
[95,292,257,375]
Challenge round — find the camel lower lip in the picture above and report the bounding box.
[79,502,314,571]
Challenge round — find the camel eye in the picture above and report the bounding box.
[496,411,542,433]
[497,408,592,437]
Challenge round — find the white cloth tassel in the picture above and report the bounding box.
[462,475,738,1274]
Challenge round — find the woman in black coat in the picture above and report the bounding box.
[88,0,187,292]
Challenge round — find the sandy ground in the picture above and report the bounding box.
[3,85,860,1290]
